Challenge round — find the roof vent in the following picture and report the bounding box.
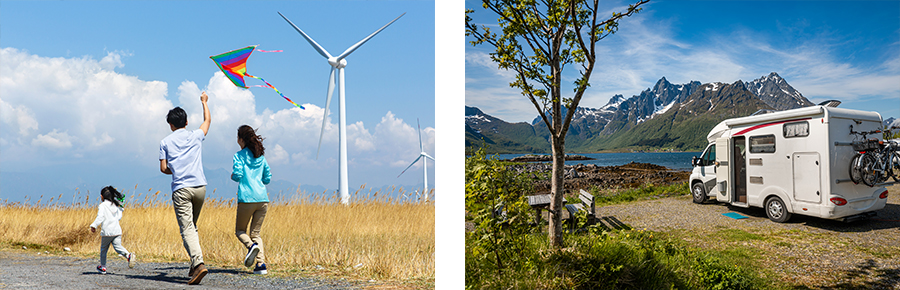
[818,100,841,107]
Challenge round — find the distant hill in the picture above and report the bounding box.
[466,72,826,153]
[465,106,549,154]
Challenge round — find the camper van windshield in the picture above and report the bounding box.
[701,144,716,166]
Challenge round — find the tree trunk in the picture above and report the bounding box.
[548,134,565,248]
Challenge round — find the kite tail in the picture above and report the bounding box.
[245,74,305,110]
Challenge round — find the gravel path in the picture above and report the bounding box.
[598,184,900,289]
[0,250,368,289]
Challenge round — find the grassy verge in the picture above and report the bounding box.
[581,182,690,206]
[465,148,778,289]
[0,189,434,287]
[466,228,769,289]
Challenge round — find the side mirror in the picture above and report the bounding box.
[691,156,699,167]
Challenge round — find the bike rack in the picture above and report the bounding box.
[835,179,898,186]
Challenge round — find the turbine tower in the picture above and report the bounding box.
[398,119,435,201]
[278,11,404,205]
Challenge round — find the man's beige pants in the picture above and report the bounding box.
[235,202,268,265]
[173,186,205,268]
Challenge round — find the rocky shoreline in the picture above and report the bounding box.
[508,161,690,195]
[505,154,595,162]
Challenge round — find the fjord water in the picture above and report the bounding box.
[496,152,701,171]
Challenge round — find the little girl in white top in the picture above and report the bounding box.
[90,186,135,274]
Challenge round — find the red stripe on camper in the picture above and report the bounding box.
[733,118,811,136]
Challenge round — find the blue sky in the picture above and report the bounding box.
[466,0,900,123]
[0,1,435,202]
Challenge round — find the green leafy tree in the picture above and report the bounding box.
[466,0,648,247]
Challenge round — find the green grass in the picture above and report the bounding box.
[466,229,771,290]
[856,246,896,259]
[588,182,690,206]
[717,229,766,242]
[774,241,792,248]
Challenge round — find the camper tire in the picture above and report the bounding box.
[692,182,708,204]
[765,196,791,223]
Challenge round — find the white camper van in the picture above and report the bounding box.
[689,103,890,222]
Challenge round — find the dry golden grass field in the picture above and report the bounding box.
[0,186,434,286]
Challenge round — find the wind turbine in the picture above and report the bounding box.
[398,119,435,202]
[278,11,404,205]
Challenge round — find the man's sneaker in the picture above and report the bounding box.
[188,263,208,285]
[253,263,267,275]
[243,243,260,268]
[127,253,136,268]
[96,265,107,274]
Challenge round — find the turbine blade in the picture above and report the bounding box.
[397,155,422,177]
[336,13,405,61]
[423,153,435,161]
[417,118,423,152]
[278,12,333,59]
[316,68,337,159]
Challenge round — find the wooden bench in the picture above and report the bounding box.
[565,189,596,228]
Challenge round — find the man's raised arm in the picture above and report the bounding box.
[199,91,211,136]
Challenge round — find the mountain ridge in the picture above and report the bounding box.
[466,72,833,153]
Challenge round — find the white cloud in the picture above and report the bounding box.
[0,48,434,189]
[465,10,899,119]
[0,47,173,166]
[0,97,39,136]
[90,132,115,148]
[267,144,289,165]
[98,50,127,70]
[31,129,73,149]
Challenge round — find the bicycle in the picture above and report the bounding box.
[849,125,900,186]
[848,126,881,184]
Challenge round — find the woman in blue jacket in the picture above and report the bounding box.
[231,125,271,274]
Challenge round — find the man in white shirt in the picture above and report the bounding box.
[159,92,211,285]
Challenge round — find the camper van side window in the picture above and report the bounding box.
[783,121,809,138]
[749,135,776,153]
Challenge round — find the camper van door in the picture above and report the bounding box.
[716,137,732,203]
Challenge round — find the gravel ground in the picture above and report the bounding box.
[598,184,900,289]
[0,250,374,289]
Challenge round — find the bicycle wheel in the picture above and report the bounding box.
[890,151,900,182]
[849,154,863,184]
[860,153,879,187]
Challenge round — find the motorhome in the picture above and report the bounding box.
[689,102,889,222]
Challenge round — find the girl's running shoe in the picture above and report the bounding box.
[244,243,260,268]
[96,265,107,274]
[127,253,136,268]
[253,263,267,275]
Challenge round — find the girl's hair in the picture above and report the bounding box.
[101,186,124,208]
[238,125,265,158]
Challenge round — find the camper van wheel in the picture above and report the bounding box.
[692,182,708,204]
[765,196,791,223]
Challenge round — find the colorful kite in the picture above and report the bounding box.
[210,45,304,109]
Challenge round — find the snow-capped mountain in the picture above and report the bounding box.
[492,72,817,152]
[884,117,900,128]
[745,72,813,110]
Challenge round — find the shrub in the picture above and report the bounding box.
[465,145,536,283]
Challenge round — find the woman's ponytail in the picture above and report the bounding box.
[238,125,265,158]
